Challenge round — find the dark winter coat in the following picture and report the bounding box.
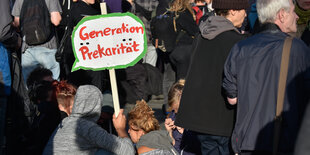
[174,16,247,136]
[223,23,310,153]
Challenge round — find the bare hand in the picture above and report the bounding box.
[112,109,126,131]
[164,118,175,133]
[127,0,134,4]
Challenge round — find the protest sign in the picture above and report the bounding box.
[71,12,147,72]
[71,11,147,116]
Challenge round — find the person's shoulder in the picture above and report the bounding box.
[291,37,310,56]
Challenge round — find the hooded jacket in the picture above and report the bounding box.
[175,16,247,136]
[43,85,135,155]
[137,130,178,155]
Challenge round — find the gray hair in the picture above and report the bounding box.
[257,0,291,23]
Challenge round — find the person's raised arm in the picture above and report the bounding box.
[113,109,129,138]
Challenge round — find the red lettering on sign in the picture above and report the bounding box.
[98,44,106,57]
[89,31,96,39]
[93,50,99,59]
[119,43,126,54]
[79,46,89,60]
[104,28,110,36]
[79,26,89,40]
[132,41,139,52]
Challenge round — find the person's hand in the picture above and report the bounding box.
[112,109,128,138]
[127,0,134,5]
[113,109,126,130]
[164,118,175,133]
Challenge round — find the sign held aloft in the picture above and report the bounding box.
[71,12,147,72]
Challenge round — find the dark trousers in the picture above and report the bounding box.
[197,133,230,155]
[169,44,192,80]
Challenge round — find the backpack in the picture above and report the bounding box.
[192,6,203,25]
[193,6,215,25]
[20,0,52,45]
[150,11,179,52]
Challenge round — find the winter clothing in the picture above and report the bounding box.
[175,15,246,136]
[137,130,178,155]
[169,111,201,155]
[223,23,310,153]
[169,9,199,80]
[43,85,135,155]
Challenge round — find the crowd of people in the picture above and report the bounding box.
[0,0,310,154]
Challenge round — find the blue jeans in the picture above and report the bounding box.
[197,133,230,155]
[22,46,60,82]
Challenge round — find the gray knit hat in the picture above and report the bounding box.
[212,0,249,10]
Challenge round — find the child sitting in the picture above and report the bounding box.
[165,79,201,155]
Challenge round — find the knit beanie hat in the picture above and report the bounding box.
[212,0,249,10]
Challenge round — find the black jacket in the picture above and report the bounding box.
[175,16,247,136]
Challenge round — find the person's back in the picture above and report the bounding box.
[223,0,310,153]
[12,0,62,81]
[175,0,249,154]
[226,25,309,152]
[43,85,134,155]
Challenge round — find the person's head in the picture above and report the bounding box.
[52,80,77,116]
[27,67,53,88]
[28,80,53,104]
[257,0,298,33]
[71,85,103,122]
[212,0,249,28]
[169,0,196,19]
[167,79,185,113]
[127,100,160,143]
[296,0,310,10]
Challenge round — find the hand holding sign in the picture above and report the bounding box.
[71,12,147,116]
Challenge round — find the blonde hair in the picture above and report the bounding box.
[128,100,160,133]
[167,79,185,112]
[169,0,196,20]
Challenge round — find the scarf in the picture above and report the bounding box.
[295,3,310,25]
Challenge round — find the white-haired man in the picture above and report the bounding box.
[223,0,310,154]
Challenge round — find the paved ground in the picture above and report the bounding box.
[123,95,167,129]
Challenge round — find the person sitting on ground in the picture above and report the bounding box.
[165,79,201,155]
[128,100,178,155]
[52,80,77,119]
[43,85,135,155]
[27,80,61,155]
